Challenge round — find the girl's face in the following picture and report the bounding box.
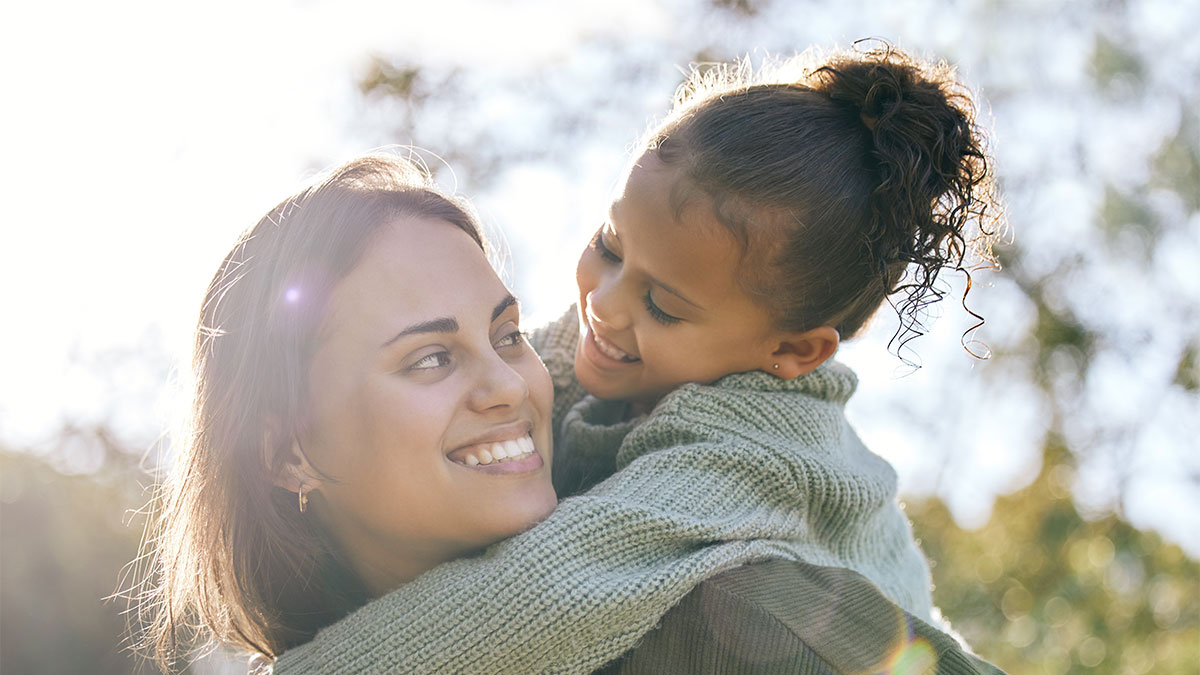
[301,217,556,595]
[574,152,782,405]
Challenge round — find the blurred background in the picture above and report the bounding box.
[2,0,1198,673]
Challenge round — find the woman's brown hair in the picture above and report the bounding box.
[648,43,1005,359]
[130,153,485,670]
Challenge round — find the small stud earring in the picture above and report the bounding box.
[298,485,309,513]
[773,363,779,370]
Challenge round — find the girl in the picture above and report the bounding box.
[132,154,558,670]
[274,43,1003,673]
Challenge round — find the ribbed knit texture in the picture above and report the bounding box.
[601,560,1002,674]
[273,308,934,674]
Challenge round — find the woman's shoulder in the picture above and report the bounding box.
[596,559,1005,675]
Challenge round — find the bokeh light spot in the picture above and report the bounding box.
[1088,536,1115,566]
[1001,584,1033,620]
[1043,595,1072,627]
[1077,636,1106,668]
[1003,615,1037,648]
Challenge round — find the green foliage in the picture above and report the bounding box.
[909,442,1200,674]
[1150,114,1200,212]
[360,60,424,100]
[1091,34,1143,94]
[1173,342,1200,392]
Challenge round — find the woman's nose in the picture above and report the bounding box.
[468,352,529,412]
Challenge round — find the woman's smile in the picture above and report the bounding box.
[446,421,544,471]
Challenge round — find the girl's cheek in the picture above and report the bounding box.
[576,251,599,294]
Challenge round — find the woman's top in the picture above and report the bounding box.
[602,559,1001,674]
[272,309,936,674]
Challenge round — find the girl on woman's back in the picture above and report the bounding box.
[275,43,1004,674]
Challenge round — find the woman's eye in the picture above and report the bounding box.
[408,351,452,371]
[589,228,622,264]
[494,330,527,350]
[643,291,682,325]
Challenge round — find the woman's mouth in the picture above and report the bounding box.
[448,434,539,468]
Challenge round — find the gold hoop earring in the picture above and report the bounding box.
[298,485,309,513]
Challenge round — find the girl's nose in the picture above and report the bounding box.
[468,352,529,412]
[586,277,632,331]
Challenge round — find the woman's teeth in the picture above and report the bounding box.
[594,332,638,362]
[458,435,536,467]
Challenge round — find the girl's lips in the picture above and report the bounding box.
[581,327,642,370]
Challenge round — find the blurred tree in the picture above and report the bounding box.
[0,446,144,674]
[909,441,1199,673]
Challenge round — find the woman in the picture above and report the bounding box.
[133,154,557,670]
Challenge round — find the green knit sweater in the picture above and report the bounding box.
[274,310,934,674]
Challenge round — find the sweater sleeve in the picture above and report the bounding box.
[525,305,587,440]
[596,560,1005,675]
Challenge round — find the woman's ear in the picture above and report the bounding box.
[262,426,323,495]
[766,326,839,379]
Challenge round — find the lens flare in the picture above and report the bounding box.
[886,636,937,674]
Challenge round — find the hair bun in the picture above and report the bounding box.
[811,44,1003,358]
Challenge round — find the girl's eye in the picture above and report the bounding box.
[494,330,527,350]
[408,350,451,371]
[643,291,682,325]
[589,228,622,264]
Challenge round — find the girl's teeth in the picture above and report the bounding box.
[465,454,480,466]
[478,448,495,465]
[595,333,636,361]
[492,443,509,460]
[503,439,521,457]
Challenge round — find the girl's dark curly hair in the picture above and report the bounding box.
[647,43,1004,360]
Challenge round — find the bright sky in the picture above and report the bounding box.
[0,0,661,443]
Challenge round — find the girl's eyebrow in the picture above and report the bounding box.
[381,294,518,348]
[652,279,704,310]
[609,205,705,311]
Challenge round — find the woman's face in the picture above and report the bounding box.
[300,217,556,594]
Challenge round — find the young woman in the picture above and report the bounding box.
[133,154,557,670]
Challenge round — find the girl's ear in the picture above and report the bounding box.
[766,326,839,379]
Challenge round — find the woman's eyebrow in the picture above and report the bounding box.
[381,294,517,349]
[492,293,518,321]
[381,317,458,348]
